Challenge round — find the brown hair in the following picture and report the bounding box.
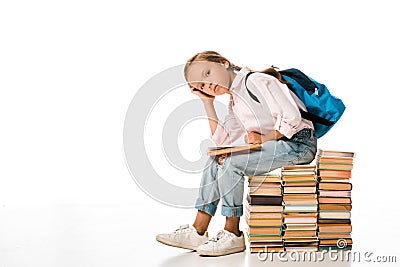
[184,50,289,85]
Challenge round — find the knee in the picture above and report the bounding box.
[218,153,247,173]
[297,147,316,164]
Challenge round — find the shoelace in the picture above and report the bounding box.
[174,224,190,233]
[208,230,227,243]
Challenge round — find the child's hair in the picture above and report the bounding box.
[184,50,289,85]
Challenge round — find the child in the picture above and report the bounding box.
[156,51,317,256]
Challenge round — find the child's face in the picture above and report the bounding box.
[186,61,231,96]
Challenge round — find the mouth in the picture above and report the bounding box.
[213,84,218,92]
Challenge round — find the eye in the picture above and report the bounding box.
[205,70,210,77]
[201,83,205,89]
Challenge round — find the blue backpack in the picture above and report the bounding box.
[245,68,345,138]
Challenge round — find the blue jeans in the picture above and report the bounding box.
[194,128,317,218]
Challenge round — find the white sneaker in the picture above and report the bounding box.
[196,229,246,256]
[156,224,208,250]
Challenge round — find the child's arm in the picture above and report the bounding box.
[202,99,219,137]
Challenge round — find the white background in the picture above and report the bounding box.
[1,0,399,266]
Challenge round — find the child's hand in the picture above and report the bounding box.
[218,153,227,165]
[190,86,215,101]
[245,131,263,144]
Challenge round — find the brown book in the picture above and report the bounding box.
[248,227,282,235]
[319,238,353,246]
[284,230,317,237]
[249,181,281,188]
[284,186,316,194]
[317,156,354,164]
[318,197,352,204]
[249,187,282,196]
[245,211,283,219]
[282,172,316,177]
[318,163,353,171]
[319,211,351,219]
[318,182,352,191]
[245,201,283,213]
[282,165,316,171]
[247,235,283,242]
[246,195,283,205]
[245,217,282,227]
[248,175,281,183]
[283,194,317,200]
[284,199,318,205]
[208,143,262,156]
[318,204,352,211]
[282,176,317,181]
[283,181,317,187]
[318,224,352,233]
[318,232,352,239]
[318,169,352,178]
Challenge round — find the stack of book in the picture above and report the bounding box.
[244,174,284,253]
[281,165,319,252]
[317,149,355,251]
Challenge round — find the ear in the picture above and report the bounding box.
[223,60,230,69]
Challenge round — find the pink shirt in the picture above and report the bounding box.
[210,67,314,146]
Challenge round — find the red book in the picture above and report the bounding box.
[318,169,352,178]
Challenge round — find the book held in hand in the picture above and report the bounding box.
[208,143,262,156]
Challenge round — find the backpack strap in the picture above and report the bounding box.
[244,72,334,126]
[244,72,260,103]
[280,68,317,95]
[299,110,334,126]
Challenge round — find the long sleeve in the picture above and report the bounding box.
[210,97,246,146]
[246,74,304,138]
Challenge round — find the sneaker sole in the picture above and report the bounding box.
[197,246,246,257]
[156,236,199,251]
